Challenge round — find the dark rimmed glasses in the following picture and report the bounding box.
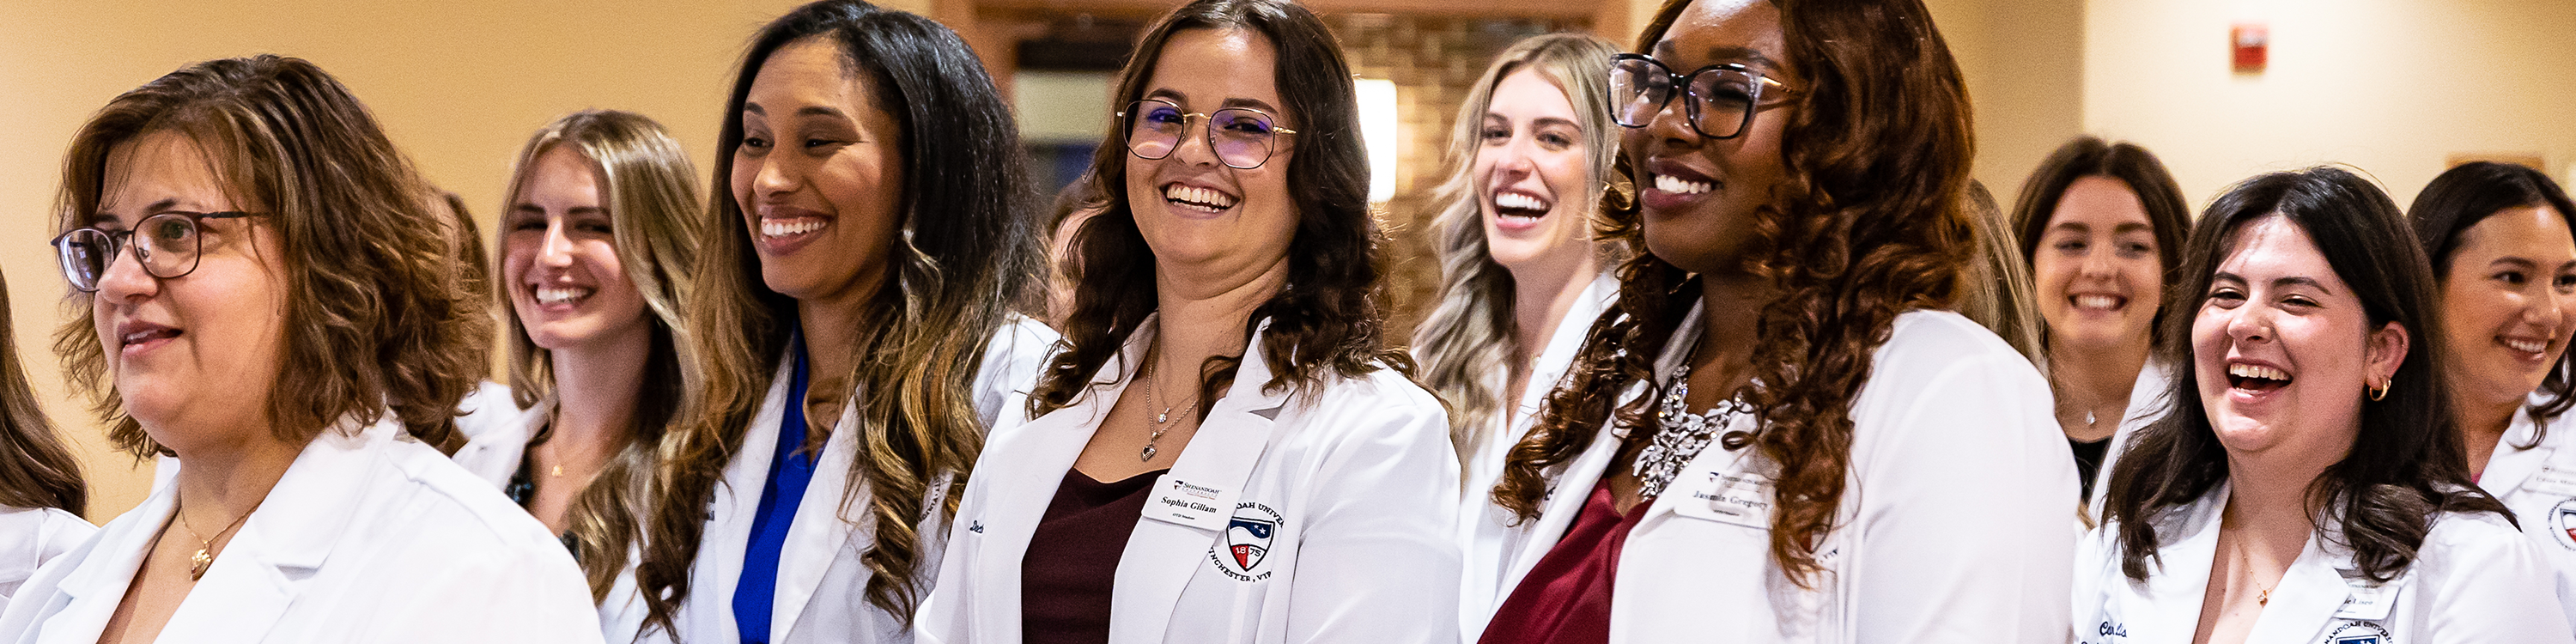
[51,210,261,293]
[1609,53,1796,140]
[1116,99,1298,170]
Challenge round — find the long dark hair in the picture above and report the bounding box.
[2009,136,2194,349]
[1028,0,1404,417]
[1494,0,1978,586]
[0,266,85,515]
[2407,161,2576,447]
[637,0,1037,632]
[2104,167,2506,583]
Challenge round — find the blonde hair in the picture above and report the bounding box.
[53,55,489,455]
[495,109,702,600]
[1410,33,1628,473]
[1956,179,2046,367]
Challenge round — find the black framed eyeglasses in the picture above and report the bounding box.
[1116,99,1298,170]
[51,210,262,293]
[1609,53,1796,140]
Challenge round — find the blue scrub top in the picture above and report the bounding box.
[734,334,820,644]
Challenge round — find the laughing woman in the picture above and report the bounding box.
[0,55,598,643]
[1468,0,2078,641]
[2407,161,2576,628]
[1408,33,1630,639]
[629,2,1057,643]
[916,1,1461,642]
[2078,167,2571,644]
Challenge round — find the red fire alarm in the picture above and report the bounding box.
[2233,22,2268,73]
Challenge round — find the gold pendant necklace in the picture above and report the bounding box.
[173,496,259,580]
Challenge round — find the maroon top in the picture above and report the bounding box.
[1022,467,1168,644]
[1477,477,1648,644]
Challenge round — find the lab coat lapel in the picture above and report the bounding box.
[1500,300,1703,593]
[154,416,392,644]
[771,395,865,641]
[2129,487,2224,643]
[27,486,173,644]
[1109,324,1288,644]
[2240,532,2352,643]
[693,357,796,638]
[1510,273,1619,430]
[967,320,1150,644]
[2482,410,2552,500]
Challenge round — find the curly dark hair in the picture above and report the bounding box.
[2407,161,2576,447]
[635,0,1038,633]
[1028,0,1406,416]
[1492,0,1978,586]
[2103,167,2508,583]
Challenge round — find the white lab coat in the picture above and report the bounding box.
[2085,362,2176,519]
[1467,304,2079,644]
[0,415,603,644]
[2475,397,2576,631]
[1450,270,1615,641]
[0,507,90,605]
[916,316,1463,644]
[629,315,1057,644]
[2073,483,2574,644]
[450,397,657,644]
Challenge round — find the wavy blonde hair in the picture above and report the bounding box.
[52,55,489,456]
[495,109,702,601]
[1411,33,1629,474]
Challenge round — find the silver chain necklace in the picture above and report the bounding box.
[1632,361,1751,499]
[1139,359,1199,462]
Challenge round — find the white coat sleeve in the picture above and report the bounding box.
[1282,392,1463,643]
[2417,518,2576,644]
[1851,349,2080,644]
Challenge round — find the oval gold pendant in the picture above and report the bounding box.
[190,549,214,580]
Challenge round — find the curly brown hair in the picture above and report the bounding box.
[1028,0,1407,416]
[1492,0,1977,586]
[52,55,489,454]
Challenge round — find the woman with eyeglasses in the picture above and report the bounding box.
[1411,33,1630,641]
[627,2,1058,643]
[914,0,1461,642]
[2076,167,2572,644]
[2008,137,2194,514]
[1467,0,2076,641]
[2408,161,2576,628]
[0,55,600,644]
[0,264,92,606]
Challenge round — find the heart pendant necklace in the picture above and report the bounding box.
[173,495,259,580]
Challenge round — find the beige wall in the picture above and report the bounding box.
[0,0,835,519]
[2086,0,2576,209]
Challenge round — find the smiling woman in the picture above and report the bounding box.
[914,1,1461,642]
[629,2,1058,643]
[0,54,599,644]
[2082,167,2568,644]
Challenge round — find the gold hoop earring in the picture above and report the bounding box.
[2369,378,2391,401]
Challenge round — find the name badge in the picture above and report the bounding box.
[1674,471,1773,529]
[1143,475,1236,531]
[2530,465,2576,498]
[2332,580,2401,622]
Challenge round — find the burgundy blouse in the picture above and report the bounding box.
[1477,477,1647,644]
[1021,467,1167,644]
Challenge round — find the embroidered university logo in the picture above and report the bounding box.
[1211,501,1285,581]
[2553,498,2576,550]
[2326,620,2390,644]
